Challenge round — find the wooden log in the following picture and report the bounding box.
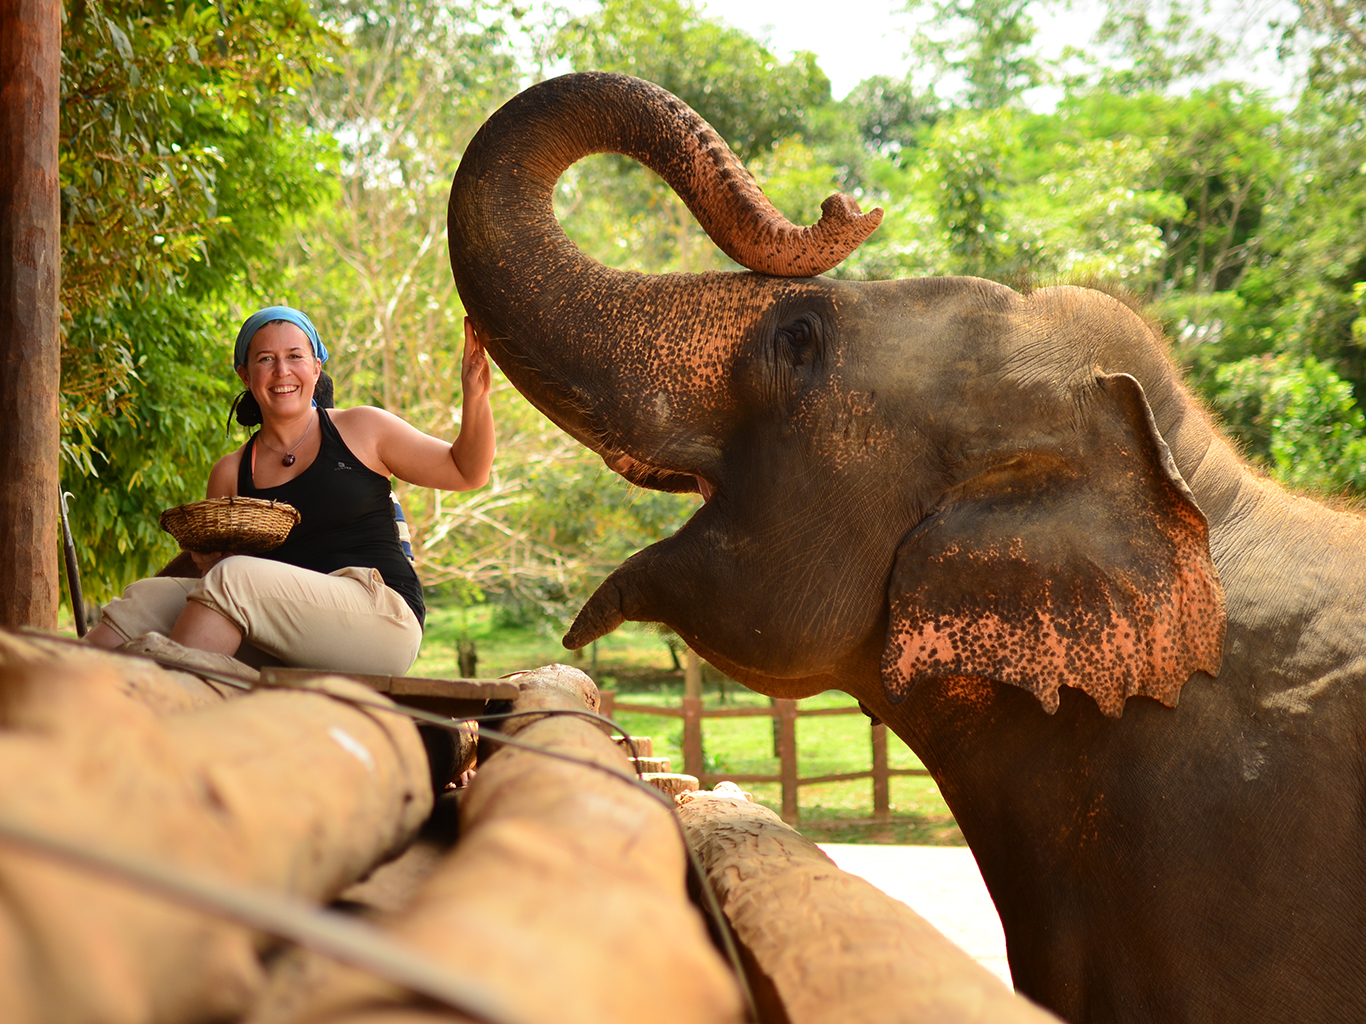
[615,734,654,757]
[285,663,744,1024]
[641,772,700,797]
[677,791,1062,1024]
[0,0,61,630]
[0,627,241,719]
[0,660,433,1024]
[630,755,671,773]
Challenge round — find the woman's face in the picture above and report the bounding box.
[236,322,321,420]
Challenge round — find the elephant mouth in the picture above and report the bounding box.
[605,452,716,502]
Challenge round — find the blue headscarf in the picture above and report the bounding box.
[233,306,328,369]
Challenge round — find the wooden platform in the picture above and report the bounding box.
[258,667,519,718]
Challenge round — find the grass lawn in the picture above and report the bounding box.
[415,602,964,846]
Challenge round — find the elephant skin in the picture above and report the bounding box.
[448,73,1366,1023]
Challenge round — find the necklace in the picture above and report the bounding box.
[258,414,314,467]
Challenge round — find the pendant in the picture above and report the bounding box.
[282,454,296,467]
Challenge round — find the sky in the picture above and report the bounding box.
[700,0,1115,99]
[698,0,1299,103]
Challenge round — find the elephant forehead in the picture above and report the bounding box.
[611,281,775,399]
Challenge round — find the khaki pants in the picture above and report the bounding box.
[100,556,422,676]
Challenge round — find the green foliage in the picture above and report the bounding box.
[908,0,1045,110]
[556,0,830,161]
[63,300,238,596]
[1043,85,1283,296]
[1011,136,1184,287]
[1090,0,1232,94]
[841,74,941,158]
[60,0,337,600]
[922,108,1017,275]
[1210,354,1366,494]
[60,0,331,426]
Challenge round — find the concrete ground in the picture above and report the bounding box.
[818,844,1013,987]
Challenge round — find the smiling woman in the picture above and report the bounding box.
[84,306,496,676]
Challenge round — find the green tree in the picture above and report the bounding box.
[924,109,1017,276]
[1091,0,1232,94]
[60,0,336,599]
[1211,353,1366,494]
[1011,136,1185,288]
[840,74,941,159]
[908,0,1046,110]
[556,0,830,161]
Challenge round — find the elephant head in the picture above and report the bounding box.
[448,72,1225,719]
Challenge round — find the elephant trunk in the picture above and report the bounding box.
[448,72,881,488]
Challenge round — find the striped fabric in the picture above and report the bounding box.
[390,491,414,563]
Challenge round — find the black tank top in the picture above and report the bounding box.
[237,409,425,626]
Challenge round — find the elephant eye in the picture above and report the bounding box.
[775,313,822,369]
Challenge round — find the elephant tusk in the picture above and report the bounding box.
[696,477,715,503]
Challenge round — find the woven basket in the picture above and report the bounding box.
[159,496,300,554]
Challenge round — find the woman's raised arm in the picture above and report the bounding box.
[347,319,496,491]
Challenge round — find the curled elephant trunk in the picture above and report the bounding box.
[447,72,882,489]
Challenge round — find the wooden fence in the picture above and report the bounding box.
[599,692,930,824]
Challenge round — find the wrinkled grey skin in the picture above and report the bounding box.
[449,73,1366,1023]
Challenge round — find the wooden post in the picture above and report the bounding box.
[681,695,704,779]
[872,721,891,821]
[776,698,798,823]
[682,647,704,778]
[683,646,702,700]
[771,696,781,756]
[0,0,62,629]
[598,689,615,723]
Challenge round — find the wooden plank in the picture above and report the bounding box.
[678,797,1058,1024]
[386,676,519,701]
[798,770,876,786]
[0,0,61,630]
[259,668,517,718]
[612,701,686,718]
[261,666,516,700]
[689,705,775,718]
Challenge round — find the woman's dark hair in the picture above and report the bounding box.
[228,370,334,431]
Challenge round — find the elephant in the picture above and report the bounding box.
[448,72,1366,1022]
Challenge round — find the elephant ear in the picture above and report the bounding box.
[881,373,1226,718]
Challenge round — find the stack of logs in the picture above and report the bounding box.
[0,628,1059,1024]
